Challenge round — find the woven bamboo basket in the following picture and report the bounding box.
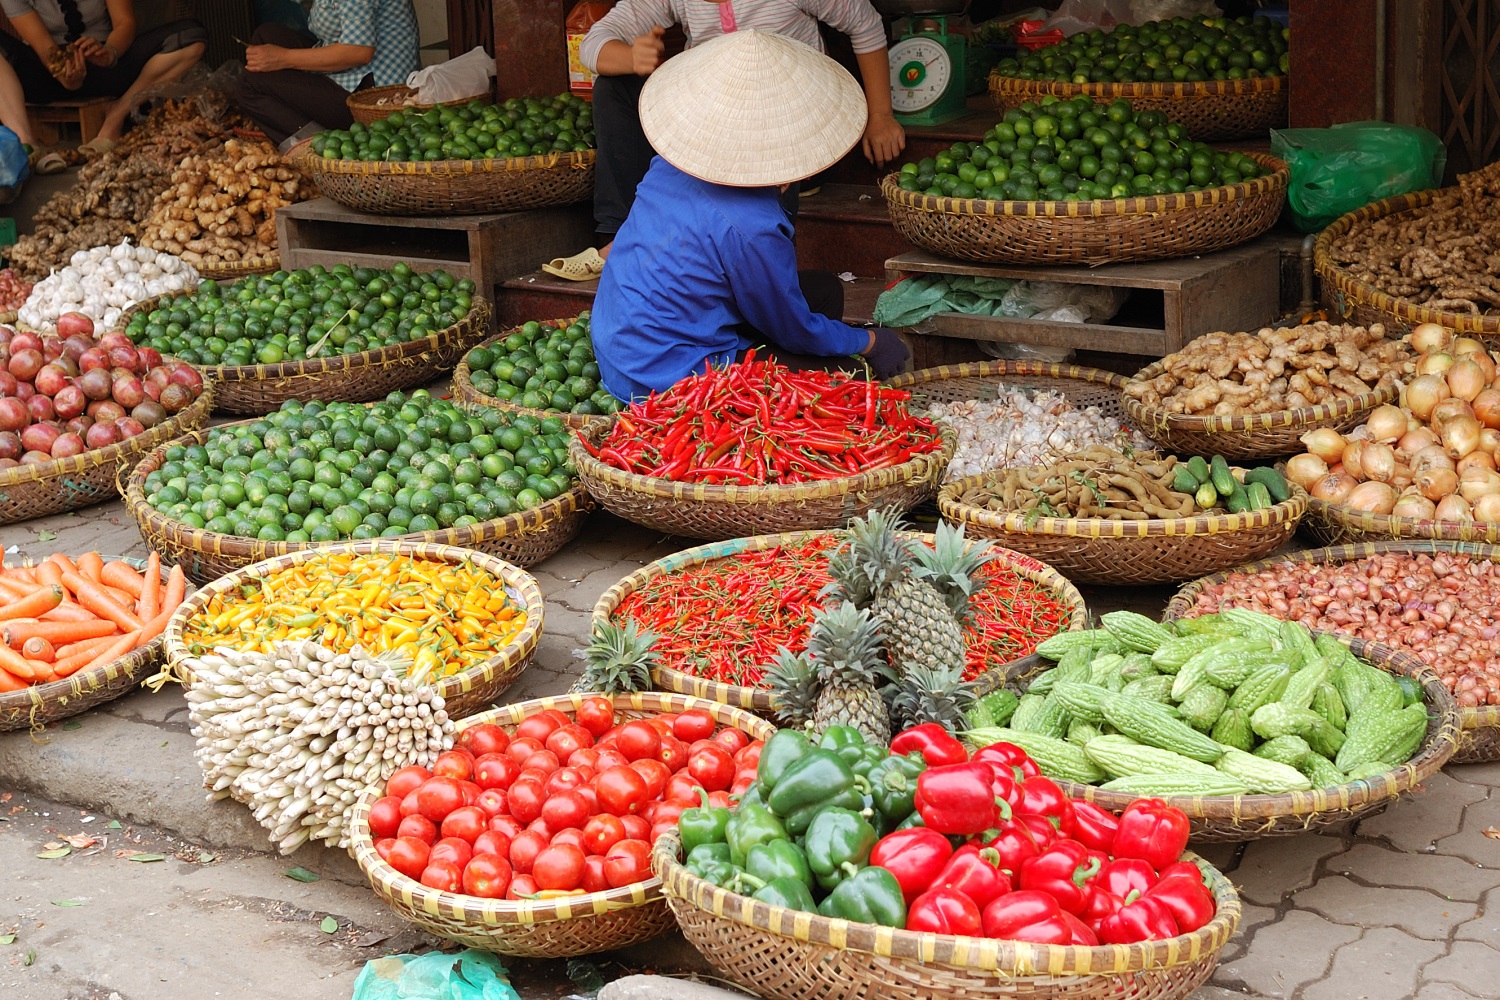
[346,83,494,126]
[348,692,775,957]
[994,640,1461,841]
[0,381,214,525]
[988,73,1287,142]
[1122,360,1400,460]
[653,829,1239,1000]
[451,317,597,429]
[570,419,955,541]
[119,293,492,416]
[195,252,281,281]
[592,529,1089,712]
[162,540,543,719]
[880,153,1287,266]
[124,418,591,584]
[938,466,1307,585]
[1163,539,1500,764]
[0,556,180,732]
[1297,491,1500,548]
[891,359,1134,423]
[1315,189,1500,339]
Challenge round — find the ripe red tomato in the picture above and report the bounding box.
[432,750,475,782]
[374,838,397,864]
[581,854,610,894]
[734,742,763,770]
[533,843,586,891]
[462,853,512,898]
[545,724,594,764]
[399,789,422,817]
[543,767,586,797]
[646,715,675,736]
[475,789,507,818]
[386,766,431,800]
[525,750,561,775]
[506,776,546,825]
[440,806,489,844]
[575,785,600,816]
[594,748,629,771]
[595,765,649,816]
[489,814,523,839]
[421,860,464,892]
[429,836,474,869]
[515,715,562,743]
[619,814,650,841]
[386,837,431,881]
[509,829,549,874]
[575,697,615,737]
[368,796,404,840]
[541,790,591,831]
[651,801,687,832]
[507,874,538,900]
[630,758,671,800]
[707,790,732,809]
[650,820,678,844]
[656,736,689,773]
[473,830,512,859]
[569,746,601,771]
[458,781,482,806]
[549,827,588,852]
[539,709,573,729]
[396,814,438,844]
[474,753,520,790]
[583,814,626,856]
[616,721,662,762]
[663,772,704,804]
[731,769,757,796]
[506,737,545,764]
[603,839,652,888]
[415,777,466,823]
[458,723,511,758]
[526,817,553,839]
[687,744,735,792]
[712,729,750,754]
[673,709,717,743]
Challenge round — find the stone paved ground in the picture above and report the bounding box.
[1,496,1497,1000]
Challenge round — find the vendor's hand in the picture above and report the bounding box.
[632,26,666,76]
[861,327,912,381]
[52,46,86,89]
[76,37,113,67]
[862,112,906,168]
[245,43,292,73]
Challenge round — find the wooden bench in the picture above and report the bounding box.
[27,97,113,145]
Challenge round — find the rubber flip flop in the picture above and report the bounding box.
[31,150,67,175]
[77,136,116,157]
[542,248,606,282]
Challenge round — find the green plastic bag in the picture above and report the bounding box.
[1271,122,1446,232]
[351,950,520,1000]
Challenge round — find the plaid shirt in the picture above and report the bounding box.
[308,0,421,92]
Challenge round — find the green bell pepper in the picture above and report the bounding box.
[752,875,819,913]
[756,730,812,794]
[867,752,927,830]
[838,742,888,777]
[685,843,732,869]
[816,865,907,927]
[746,839,812,888]
[734,782,764,812]
[766,749,867,824]
[819,726,865,750]
[679,788,730,856]
[726,801,787,867]
[685,843,740,887]
[804,806,878,892]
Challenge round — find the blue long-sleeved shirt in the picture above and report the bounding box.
[590,158,868,401]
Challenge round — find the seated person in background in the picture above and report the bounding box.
[589,30,911,402]
[0,0,206,159]
[236,0,420,148]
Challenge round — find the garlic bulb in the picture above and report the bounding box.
[19,239,200,334]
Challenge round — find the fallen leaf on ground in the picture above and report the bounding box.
[61,721,82,731]
[354,931,388,948]
[1484,826,1500,840]
[36,848,71,860]
[50,900,80,907]
[36,530,56,542]
[22,948,34,966]
[320,916,338,934]
[285,867,319,883]
[126,853,166,863]
[62,834,98,849]
[0,934,15,945]
[107,820,122,830]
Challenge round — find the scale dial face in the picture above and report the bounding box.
[889,36,953,114]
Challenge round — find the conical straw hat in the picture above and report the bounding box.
[638,29,868,187]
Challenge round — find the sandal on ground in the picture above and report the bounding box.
[30,150,67,175]
[542,247,606,282]
[77,136,116,157]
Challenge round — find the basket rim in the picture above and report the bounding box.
[0,379,214,488]
[347,692,775,925]
[889,359,1132,395]
[1162,538,1500,731]
[161,538,544,702]
[987,71,1286,99]
[652,828,1240,973]
[294,137,596,178]
[880,152,1288,219]
[195,252,280,279]
[1297,485,1500,544]
[451,314,598,429]
[118,292,491,384]
[938,469,1309,538]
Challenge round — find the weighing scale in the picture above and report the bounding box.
[889,16,968,127]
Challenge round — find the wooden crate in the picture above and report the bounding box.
[885,238,1281,357]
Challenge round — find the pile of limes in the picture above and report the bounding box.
[313,95,594,162]
[463,312,621,417]
[141,391,576,542]
[995,16,1289,84]
[125,263,474,367]
[895,96,1264,201]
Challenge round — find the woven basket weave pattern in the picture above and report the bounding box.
[988,73,1287,142]
[1163,539,1500,764]
[890,360,1133,423]
[451,317,596,429]
[346,84,494,126]
[196,253,281,281]
[881,153,1287,266]
[1297,493,1500,549]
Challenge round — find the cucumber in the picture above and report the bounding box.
[1246,482,1273,511]
[1173,465,1202,495]
[1225,482,1251,515]
[1245,466,1290,503]
[1195,481,1219,510]
[1210,455,1236,496]
[1187,455,1212,485]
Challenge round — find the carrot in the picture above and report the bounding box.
[0,585,64,622]
[138,552,161,620]
[57,630,138,678]
[0,644,39,681]
[47,553,79,576]
[0,665,25,692]
[34,561,62,588]
[60,571,143,632]
[136,604,175,647]
[3,619,117,648]
[7,566,36,583]
[101,561,146,599]
[40,601,98,623]
[21,637,54,662]
[162,565,186,615]
[54,635,120,661]
[78,551,104,583]
[101,584,135,605]
[0,576,32,601]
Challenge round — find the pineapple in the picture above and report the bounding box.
[808,602,892,744]
[911,521,993,626]
[888,664,977,734]
[764,649,819,729]
[571,621,657,694]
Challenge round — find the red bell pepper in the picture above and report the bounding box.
[1157,860,1206,885]
[1017,774,1076,836]
[1062,910,1100,946]
[985,809,1043,873]
[869,827,954,905]
[1081,887,1125,930]
[1016,812,1058,851]
[1112,798,1190,872]
[890,723,968,768]
[972,742,1040,780]
[1146,869,1216,933]
[1018,838,1101,915]
[1098,857,1159,899]
[1097,891,1179,944]
[907,886,983,936]
[915,762,1000,835]
[937,844,1013,909]
[1070,799,1121,853]
[987,762,1023,810]
[981,890,1071,943]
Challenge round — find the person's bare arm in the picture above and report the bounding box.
[10,11,85,87]
[854,48,905,167]
[245,42,375,74]
[594,27,665,76]
[99,0,138,63]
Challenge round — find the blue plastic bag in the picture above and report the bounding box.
[1271,122,1446,232]
[351,950,521,1000]
[0,126,29,190]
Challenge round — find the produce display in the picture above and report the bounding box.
[924,385,1151,482]
[0,316,207,467]
[894,97,1265,202]
[17,241,199,335]
[1328,159,1500,315]
[994,16,1289,84]
[587,357,944,485]
[949,448,1290,519]
[186,640,456,853]
[973,610,1431,792]
[139,392,577,541]
[1185,552,1500,710]
[124,263,476,367]
[179,550,528,681]
[462,313,620,417]
[677,724,1216,944]
[1124,322,1409,415]
[1284,326,1500,521]
[0,269,33,317]
[314,94,595,162]
[366,703,765,898]
[0,550,186,691]
[609,517,1074,688]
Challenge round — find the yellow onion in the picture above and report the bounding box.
[1344,481,1398,514]
[1459,450,1498,474]
[1436,494,1474,521]
[1448,359,1488,402]
[1412,444,1456,472]
[1457,467,1500,503]
[1417,352,1455,377]
[1405,373,1450,421]
[1391,464,1414,489]
[1432,398,1476,428]
[1471,388,1500,429]
[1483,427,1500,455]
[1397,426,1438,455]
[1342,440,1367,480]
[1392,494,1437,519]
[1300,428,1347,465]
[1416,466,1459,501]
[1443,414,1483,459]
[1470,350,1497,382]
[1311,472,1358,504]
[1410,322,1453,354]
[1285,453,1328,490]
[1476,494,1500,523]
[1364,404,1408,444]
[1359,441,1398,482]
[1455,336,1486,357]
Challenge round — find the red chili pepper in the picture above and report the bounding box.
[1017,774,1077,836]
[1070,800,1121,853]
[1098,858,1159,899]
[1145,869,1216,933]
[907,887,983,936]
[915,762,1001,836]
[1017,839,1101,915]
[1113,798,1191,872]
[936,844,1013,908]
[972,743,1041,780]
[980,890,1071,943]
[1097,891,1179,944]
[869,828,953,905]
[889,723,968,768]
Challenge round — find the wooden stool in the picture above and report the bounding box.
[27,97,113,145]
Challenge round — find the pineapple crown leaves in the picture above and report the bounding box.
[763,648,818,727]
[570,620,658,695]
[820,508,916,607]
[908,521,994,625]
[886,663,978,734]
[807,600,893,689]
